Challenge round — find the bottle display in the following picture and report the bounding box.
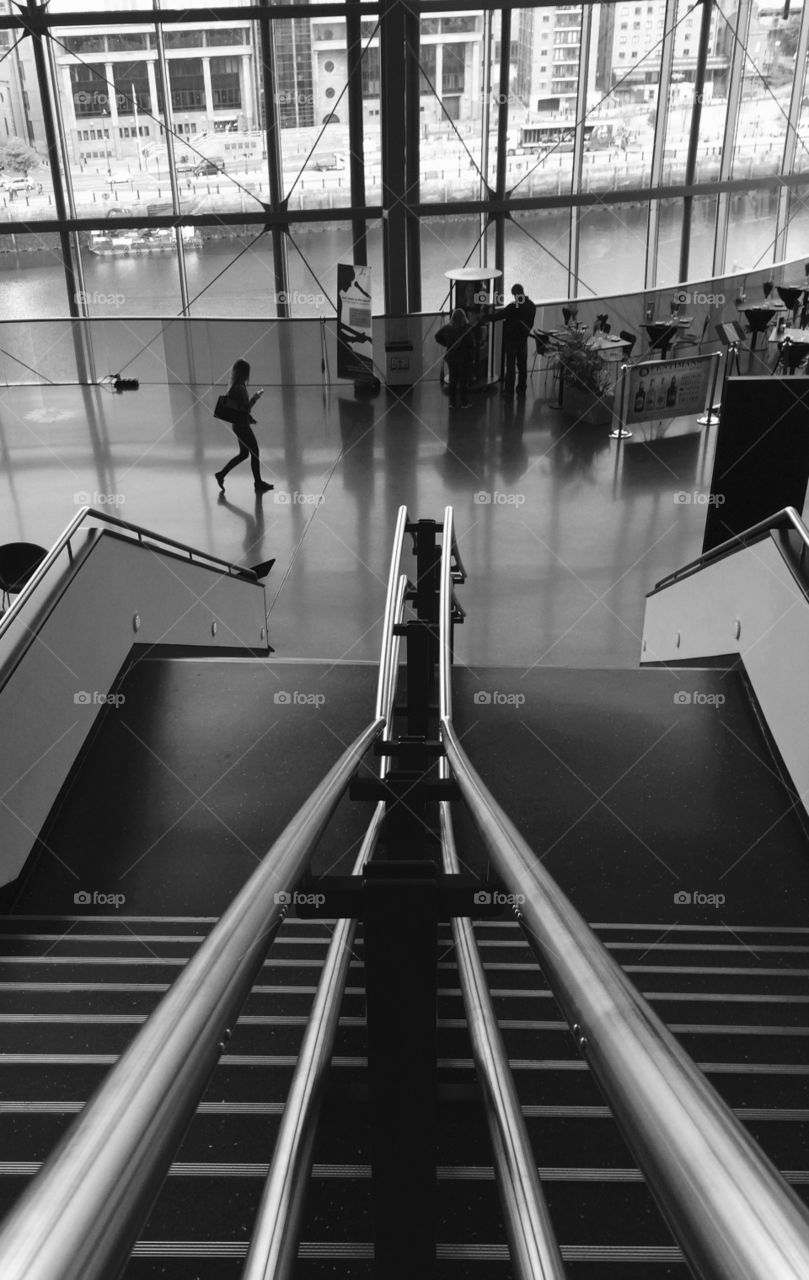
[634,382,646,412]
[666,376,677,408]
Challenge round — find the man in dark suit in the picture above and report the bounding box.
[489,283,537,397]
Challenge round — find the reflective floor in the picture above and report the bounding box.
[0,377,734,667]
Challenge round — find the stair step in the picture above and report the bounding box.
[0,958,357,986]
[1,917,218,934]
[0,984,366,1018]
[122,1249,693,1280]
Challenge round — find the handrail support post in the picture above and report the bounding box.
[363,861,438,1279]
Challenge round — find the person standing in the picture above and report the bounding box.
[489,283,537,398]
[436,308,475,410]
[215,359,274,494]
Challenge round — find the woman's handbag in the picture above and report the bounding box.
[213,393,240,424]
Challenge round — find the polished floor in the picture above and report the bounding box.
[0,375,739,667]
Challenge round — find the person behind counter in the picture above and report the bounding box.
[487,283,537,398]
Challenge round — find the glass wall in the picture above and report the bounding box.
[0,0,808,318]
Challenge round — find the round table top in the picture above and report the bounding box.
[445,267,503,281]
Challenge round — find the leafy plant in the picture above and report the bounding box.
[555,327,611,398]
[0,137,41,176]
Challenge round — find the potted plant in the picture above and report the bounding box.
[555,327,614,426]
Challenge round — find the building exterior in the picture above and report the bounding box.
[595,0,733,102]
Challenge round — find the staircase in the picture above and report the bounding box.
[3,504,809,1276]
[1,911,807,1277]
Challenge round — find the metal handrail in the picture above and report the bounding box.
[438,512,809,1280]
[0,505,260,646]
[374,505,410,721]
[652,505,809,593]
[0,507,88,646]
[439,806,566,1280]
[242,803,384,1280]
[0,716,384,1280]
[242,534,411,1278]
[438,507,565,1279]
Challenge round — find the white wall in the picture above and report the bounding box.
[642,533,809,817]
[0,529,268,887]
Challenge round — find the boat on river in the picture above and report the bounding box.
[87,227,202,256]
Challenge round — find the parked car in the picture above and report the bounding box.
[0,175,40,193]
[310,153,345,171]
[193,158,225,176]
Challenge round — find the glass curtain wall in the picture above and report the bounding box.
[0,0,808,319]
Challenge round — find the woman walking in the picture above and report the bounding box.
[215,359,274,494]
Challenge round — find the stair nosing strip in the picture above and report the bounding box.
[16,1161,809,1184]
[4,1100,806,1121]
[2,1054,805,1074]
[127,1242,686,1261]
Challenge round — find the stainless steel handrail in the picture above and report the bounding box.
[242,803,384,1280]
[0,506,88,645]
[77,506,262,576]
[438,507,566,1280]
[374,504,410,721]
[242,534,411,1277]
[439,808,566,1280]
[653,505,809,592]
[0,717,384,1280]
[438,509,809,1280]
[0,505,260,646]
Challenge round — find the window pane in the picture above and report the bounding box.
[77,229,183,315]
[505,210,570,302]
[0,231,65,318]
[735,3,802,179]
[725,185,780,271]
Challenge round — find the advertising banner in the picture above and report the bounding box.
[623,354,715,426]
[336,264,373,380]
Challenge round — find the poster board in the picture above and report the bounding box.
[336,264,373,380]
[622,354,715,427]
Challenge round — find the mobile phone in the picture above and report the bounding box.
[254,388,264,398]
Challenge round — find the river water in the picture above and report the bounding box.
[1,191,805,319]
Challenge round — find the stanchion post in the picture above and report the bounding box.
[609,361,633,439]
[697,349,723,426]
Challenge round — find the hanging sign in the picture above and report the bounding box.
[336,264,373,380]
